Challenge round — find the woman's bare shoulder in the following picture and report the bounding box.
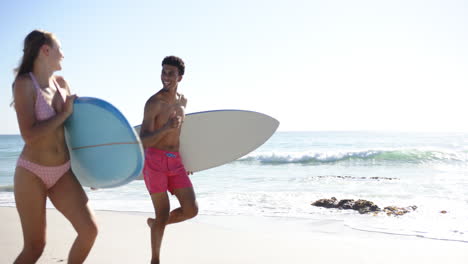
[14,74,34,92]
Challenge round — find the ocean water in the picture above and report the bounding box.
[1,132,467,242]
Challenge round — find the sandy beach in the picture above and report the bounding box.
[0,206,466,264]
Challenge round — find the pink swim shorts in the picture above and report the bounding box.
[143,148,192,194]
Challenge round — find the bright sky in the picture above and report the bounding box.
[1,0,467,134]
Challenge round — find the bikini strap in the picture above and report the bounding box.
[28,72,41,90]
[29,72,67,101]
[53,77,67,101]
[53,78,61,92]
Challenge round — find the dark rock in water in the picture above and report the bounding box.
[312,198,380,214]
[353,199,381,214]
[337,199,355,210]
[383,206,417,216]
[312,197,414,216]
[311,197,338,208]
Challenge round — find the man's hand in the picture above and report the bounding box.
[164,111,182,130]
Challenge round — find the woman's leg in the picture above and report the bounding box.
[48,171,98,264]
[13,167,48,264]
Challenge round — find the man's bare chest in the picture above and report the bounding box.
[155,103,185,124]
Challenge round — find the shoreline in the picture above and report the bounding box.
[1,203,468,244]
[1,207,467,264]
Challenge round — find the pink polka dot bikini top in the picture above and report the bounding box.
[29,72,66,121]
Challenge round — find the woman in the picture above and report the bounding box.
[12,30,98,264]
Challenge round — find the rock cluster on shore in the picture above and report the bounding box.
[311,197,417,216]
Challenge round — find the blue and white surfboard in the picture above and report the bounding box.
[65,97,144,188]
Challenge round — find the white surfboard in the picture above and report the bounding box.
[135,110,279,173]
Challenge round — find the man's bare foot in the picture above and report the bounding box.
[147,217,155,228]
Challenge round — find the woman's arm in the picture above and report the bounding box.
[14,76,75,144]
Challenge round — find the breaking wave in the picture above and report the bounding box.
[237,149,467,165]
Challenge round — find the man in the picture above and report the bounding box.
[139,56,198,264]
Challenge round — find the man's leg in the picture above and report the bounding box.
[147,186,198,227]
[149,192,170,264]
[168,186,198,224]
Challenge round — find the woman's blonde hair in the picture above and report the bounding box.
[11,30,56,106]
